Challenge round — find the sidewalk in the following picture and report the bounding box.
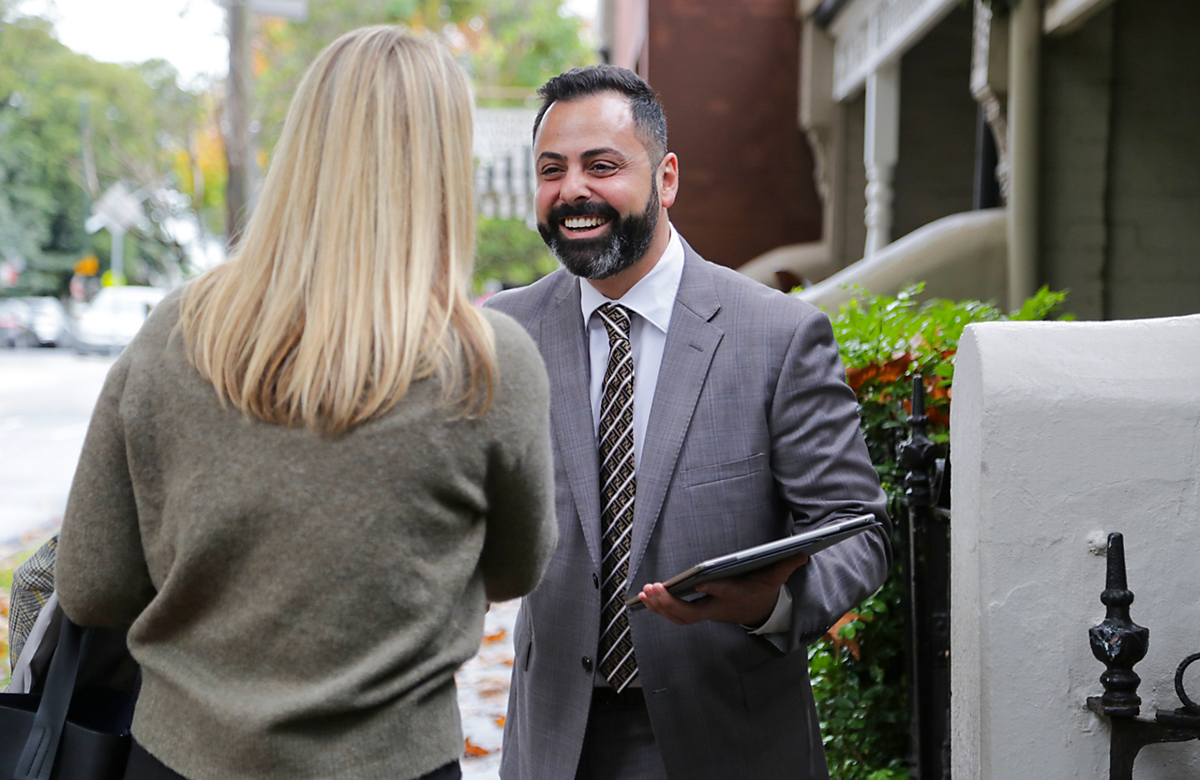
[457,599,520,780]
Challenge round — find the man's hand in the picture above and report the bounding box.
[636,552,809,627]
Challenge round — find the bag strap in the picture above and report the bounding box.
[14,618,91,780]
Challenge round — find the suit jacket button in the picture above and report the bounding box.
[592,573,599,589]
[582,656,594,673]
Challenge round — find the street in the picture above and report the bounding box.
[0,349,116,547]
[0,348,515,777]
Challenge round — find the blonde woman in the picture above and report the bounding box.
[55,28,556,780]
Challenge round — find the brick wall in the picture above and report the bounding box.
[1042,0,1200,320]
[891,4,978,244]
[1104,0,1200,319]
[1040,6,1115,320]
[646,0,822,269]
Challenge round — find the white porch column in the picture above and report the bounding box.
[1006,0,1041,308]
[864,61,900,256]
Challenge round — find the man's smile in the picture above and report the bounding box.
[560,214,612,237]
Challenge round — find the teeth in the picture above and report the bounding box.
[563,216,607,230]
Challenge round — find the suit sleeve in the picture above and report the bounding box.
[56,354,157,629]
[479,313,559,602]
[768,308,892,652]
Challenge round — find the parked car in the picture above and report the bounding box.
[0,298,35,348]
[73,286,168,355]
[20,296,70,347]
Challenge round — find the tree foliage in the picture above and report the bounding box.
[252,0,593,164]
[813,284,1070,780]
[0,11,202,294]
[0,1,590,295]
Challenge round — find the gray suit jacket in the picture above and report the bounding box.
[486,240,890,780]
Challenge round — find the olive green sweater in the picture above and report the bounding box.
[56,289,557,780]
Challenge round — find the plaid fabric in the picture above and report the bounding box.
[8,534,57,668]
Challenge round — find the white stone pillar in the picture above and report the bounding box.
[864,61,900,257]
[951,314,1200,780]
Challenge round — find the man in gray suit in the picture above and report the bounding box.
[485,66,890,780]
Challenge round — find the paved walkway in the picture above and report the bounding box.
[458,599,520,780]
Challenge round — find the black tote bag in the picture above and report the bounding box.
[0,617,135,780]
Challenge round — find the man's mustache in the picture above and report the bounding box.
[546,200,621,223]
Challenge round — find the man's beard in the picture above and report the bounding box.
[537,186,659,281]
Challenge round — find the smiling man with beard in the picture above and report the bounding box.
[484,66,891,780]
[536,174,658,281]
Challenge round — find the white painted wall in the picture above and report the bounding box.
[951,314,1200,779]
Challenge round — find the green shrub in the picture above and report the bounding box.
[812,284,1069,780]
[474,218,558,294]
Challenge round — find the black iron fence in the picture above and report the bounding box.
[898,378,951,780]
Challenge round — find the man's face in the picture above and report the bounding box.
[533,92,662,280]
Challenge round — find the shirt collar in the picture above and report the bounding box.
[579,225,685,335]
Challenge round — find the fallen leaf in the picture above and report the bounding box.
[494,716,506,727]
[824,612,862,660]
[477,684,508,698]
[464,738,491,757]
[483,629,506,644]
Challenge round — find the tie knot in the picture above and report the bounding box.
[597,303,632,343]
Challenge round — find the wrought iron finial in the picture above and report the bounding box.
[1089,533,1150,717]
[911,373,927,422]
[899,377,938,511]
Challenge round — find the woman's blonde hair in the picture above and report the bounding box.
[180,27,494,435]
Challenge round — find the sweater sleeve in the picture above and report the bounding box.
[478,311,558,603]
[56,352,156,629]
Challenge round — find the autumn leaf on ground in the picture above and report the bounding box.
[483,629,506,644]
[824,612,862,660]
[463,738,491,757]
[477,682,508,699]
[494,716,506,727]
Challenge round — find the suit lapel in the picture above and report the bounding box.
[628,246,723,584]
[540,276,603,569]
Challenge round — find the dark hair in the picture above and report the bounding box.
[533,65,668,164]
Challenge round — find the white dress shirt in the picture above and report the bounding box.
[578,226,793,642]
[579,228,684,469]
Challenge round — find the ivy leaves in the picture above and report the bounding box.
[808,284,1069,780]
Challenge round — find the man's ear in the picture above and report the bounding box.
[658,153,679,209]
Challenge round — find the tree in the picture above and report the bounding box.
[0,11,202,295]
[251,0,594,164]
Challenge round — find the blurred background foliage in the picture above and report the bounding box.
[254,0,592,161]
[0,0,590,297]
[474,217,557,294]
[0,2,202,294]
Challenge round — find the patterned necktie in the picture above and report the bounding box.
[596,303,639,692]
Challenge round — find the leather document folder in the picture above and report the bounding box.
[624,514,881,611]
